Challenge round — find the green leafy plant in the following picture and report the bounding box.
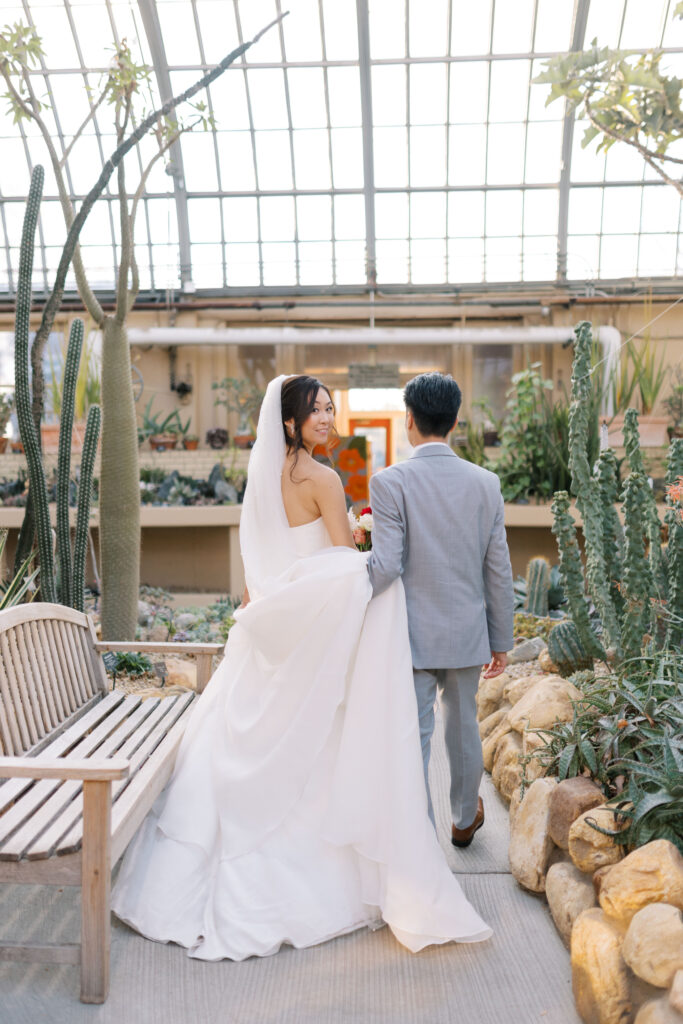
[0,528,39,608]
[212,378,265,434]
[47,329,100,421]
[112,651,153,677]
[0,392,13,436]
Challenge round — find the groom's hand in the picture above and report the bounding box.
[482,652,507,678]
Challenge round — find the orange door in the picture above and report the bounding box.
[348,418,393,472]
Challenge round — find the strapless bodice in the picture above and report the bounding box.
[289,516,332,557]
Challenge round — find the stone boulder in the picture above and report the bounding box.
[571,907,632,1024]
[634,999,683,1024]
[165,657,197,691]
[508,785,524,829]
[670,971,683,1015]
[545,861,597,946]
[598,841,683,924]
[549,777,606,850]
[507,636,547,663]
[482,717,512,773]
[476,671,511,720]
[503,672,544,707]
[478,706,510,741]
[507,676,583,734]
[491,731,524,803]
[508,777,557,892]
[538,648,559,673]
[622,904,683,989]
[568,805,625,873]
[522,730,550,783]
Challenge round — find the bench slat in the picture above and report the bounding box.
[0,696,148,859]
[66,622,97,702]
[44,619,79,712]
[0,650,29,752]
[18,623,58,734]
[51,621,87,708]
[56,692,195,858]
[110,699,197,865]
[0,693,124,815]
[29,620,66,724]
[2,631,42,747]
[20,696,181,860]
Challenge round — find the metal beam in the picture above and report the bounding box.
[138,0,193,290]
[356,0,376,291]
[557,0,591,283]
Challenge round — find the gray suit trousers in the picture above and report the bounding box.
[413,664,484,830]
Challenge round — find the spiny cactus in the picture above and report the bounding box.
[72,404,101,612]
[14,166,100,611]
[665,437,683,646]
[547,620,594,678]
[623,408,664,593]
[568,322,621,654]
[596,449,624,615]
[551,490,606,659]
[524,557,551,617]
[621,470,654,659]
[56,318,84,607]
[14,166,56,603]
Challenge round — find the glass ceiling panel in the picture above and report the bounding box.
[1,0,683,295]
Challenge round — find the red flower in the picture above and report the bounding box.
[361,506,372,515]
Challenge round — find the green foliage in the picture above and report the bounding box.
[665,439,683,646]
[137,398,189,443]
[547,620,594,678]
[112,651,153,677]
[534,36,683,196]
[524,557,551,618]
[551,489,607,659]
[212,378,265,433]
[0,391,13,435]
[0,529,39,608]
[513,612,557,642]
[494,365,570,502]
[524,654,683,852]
[47,330,100,421]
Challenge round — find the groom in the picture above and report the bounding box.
[367,372,513,846]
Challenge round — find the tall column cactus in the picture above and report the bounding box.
[524,557,551,617]
[72,405,101,613]
[621,470,654,659]
[665,437,683,646]
[551,490,606,659]
[14,166,56,603]
[56,318,84,607]
[623,408,665,593]
[596,448,624,615]
[14,166,100,611]
[568,321,621,653]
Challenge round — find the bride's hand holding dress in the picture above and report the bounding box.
[111,374,493,960]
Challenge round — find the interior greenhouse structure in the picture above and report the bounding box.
[0,1,682,1021]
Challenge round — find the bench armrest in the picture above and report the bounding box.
[94,641,224,656]
[0,757,130,782]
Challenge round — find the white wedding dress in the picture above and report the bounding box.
[111,377,492,961]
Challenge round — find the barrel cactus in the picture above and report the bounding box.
[524,557,551,617]
[547,620,594,678]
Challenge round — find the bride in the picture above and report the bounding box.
[111,374,493,960]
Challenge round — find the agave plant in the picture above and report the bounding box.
[0,528,39,608]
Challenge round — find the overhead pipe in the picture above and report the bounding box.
[126,324,621,415]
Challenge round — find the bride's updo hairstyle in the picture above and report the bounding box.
[281,375,336,475]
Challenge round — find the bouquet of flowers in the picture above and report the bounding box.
[348,506,373,551]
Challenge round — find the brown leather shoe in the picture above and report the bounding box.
[451,798,484,848]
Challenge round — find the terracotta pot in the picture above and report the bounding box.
[40,423,61,451]
[607,414,671,448]
[10,439,24,454]
[234,433,255,450]
[149,434,178,452]
[182,438,199,451]
[0,437,8,454]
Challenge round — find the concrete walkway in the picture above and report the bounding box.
[0,711,579,1024]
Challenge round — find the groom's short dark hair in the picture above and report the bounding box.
[404,373,462,437]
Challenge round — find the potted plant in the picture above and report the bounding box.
[663,365,683,440]
[205,427,229,450]
[0,393,14,454]
[183,433,200,451]
[212,377,264,449]
[138,399,183,451]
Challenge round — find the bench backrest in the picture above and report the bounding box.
[0,602,108,756]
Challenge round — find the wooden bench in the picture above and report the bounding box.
[0,602,224,1003]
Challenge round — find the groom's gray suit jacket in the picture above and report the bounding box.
[367,445,514,669]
